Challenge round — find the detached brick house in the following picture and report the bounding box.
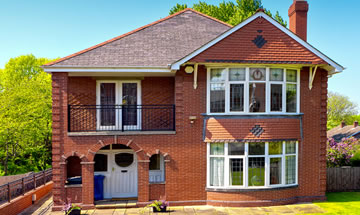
[44,0,344,210]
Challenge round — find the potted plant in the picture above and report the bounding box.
[63,198,81,215]
[146,200,169,212]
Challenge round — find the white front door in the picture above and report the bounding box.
[110,150,138,198]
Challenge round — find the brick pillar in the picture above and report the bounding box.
[51,72,68,211]
[137,161,149,205]
[319,70,328,196]
[81,162,95,209]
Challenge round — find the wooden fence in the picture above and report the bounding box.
[327,167,360,192]
[0,169,52,205]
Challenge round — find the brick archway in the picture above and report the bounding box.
[86,137,149,162]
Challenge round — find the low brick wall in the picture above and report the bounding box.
[65,185,82,203]
[0,182,53,215]
[149,183,165,200]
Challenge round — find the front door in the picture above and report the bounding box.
[110,150,138,198]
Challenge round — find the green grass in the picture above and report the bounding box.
[310,192,360,215]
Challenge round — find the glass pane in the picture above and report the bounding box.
[271,84,283,112]
[210,157,224,186]
[286,155,296,184]
[210,68,226,82]
[210,83,225,113]
[100,83,116,126]
[269,142,283,155]
[286,84,297,113]
[229,68,245,81]
[286,69,297,82]
[229,142,245,155]
[270,158,282,185]
[149,154,160,170]
[270,68,284,81]
[230,159,243,186]
[122,83,137,126]
[115,153,134,167]
[286,141,296,154]
[249,68,266,81]
[210,143,224,155]
[249,83,265,112]
[249,142,265,155]
[230,84,244,112]
[94,154,108,172]
[248,157,265,186]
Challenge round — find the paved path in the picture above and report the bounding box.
[20,195,327,215]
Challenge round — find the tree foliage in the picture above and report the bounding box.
[327,91,359,130]
[0,55,54,175]
[169,0,287,27]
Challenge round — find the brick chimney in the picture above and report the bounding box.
[341,121,346,128]
[354,121,359,128]
[288,0,309,41]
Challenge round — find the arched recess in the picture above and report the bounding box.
[148,150,171,183]
[83,137,150,203]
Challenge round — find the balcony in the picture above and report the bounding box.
[68,105,175,134]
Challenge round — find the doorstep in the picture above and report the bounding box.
[94,199,137,209]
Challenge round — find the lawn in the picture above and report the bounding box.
[310,192,360,214]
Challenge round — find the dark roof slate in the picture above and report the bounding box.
[327,124,360,142]
[45,9,230,68]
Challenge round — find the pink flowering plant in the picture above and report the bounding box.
[327,137,359,167]
[62,198,81,215]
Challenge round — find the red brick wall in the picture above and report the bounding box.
[149,184,165,200]
[0,182,53,215]
[66,186,82,203]
[190,17,325,65]
[51,64,327,208]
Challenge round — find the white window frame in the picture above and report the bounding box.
[206,141,298,189]
[149,154,165,183]
[206,67,300,115]
[96,80,142,130]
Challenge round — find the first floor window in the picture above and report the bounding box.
[208,141,298,188]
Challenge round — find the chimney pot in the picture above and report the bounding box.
[288,0,309,41]
[354,121,359,128]
[341,121,346,128]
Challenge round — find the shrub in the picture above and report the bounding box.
[326,137,359,167]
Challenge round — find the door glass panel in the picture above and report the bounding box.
[100,83,116,126]
[149,154,160,170]
[271,84,283,112]
[248,157,265,186]
[115,153,134,167]
[122,83,137,126]
[94,154,108,172]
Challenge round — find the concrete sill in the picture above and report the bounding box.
[206,185,298,193]
[65,184,82,188]
[68,131,176,136]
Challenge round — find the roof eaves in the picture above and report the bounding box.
[43,8,231,67]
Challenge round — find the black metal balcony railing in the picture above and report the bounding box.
[68,105,175,132]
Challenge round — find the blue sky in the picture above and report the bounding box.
[0,0,359,107]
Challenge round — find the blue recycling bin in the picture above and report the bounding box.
[94,175,105,201]
[67,176,82,185]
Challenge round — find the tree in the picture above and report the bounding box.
[0,55,54,175]
[327,91,358,130]
[169,0,287,27]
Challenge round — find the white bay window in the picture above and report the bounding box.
[207,67,300,114]
[207,141,298,189]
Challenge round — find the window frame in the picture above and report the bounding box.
[206,141,298,189]
[206,67,300,115]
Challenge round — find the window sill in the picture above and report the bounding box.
[202,113,303,118]
[149,182,166,185]
[65,184,83,188]
[68,131,176,136]
[206,184,298,192]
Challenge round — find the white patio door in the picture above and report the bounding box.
[110,150,138,198]
[97,81,141,131]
